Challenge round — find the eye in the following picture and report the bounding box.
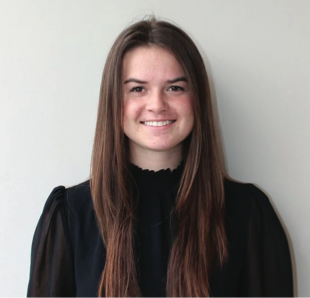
[130,86,145,92]
[168,85,184,92]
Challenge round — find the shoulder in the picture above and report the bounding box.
[224,178,267,201]
[223,178,283,235]
[42,180,92,218]
[223,178,286,241]
[65,180,92,210]
[224,178,272,215]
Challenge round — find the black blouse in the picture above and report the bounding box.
[27,164,293,297]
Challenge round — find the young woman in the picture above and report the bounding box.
[27,18,293,297]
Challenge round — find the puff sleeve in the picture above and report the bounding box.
[27,186,76,297]
[210,181,293,297]
[239,184,293,296]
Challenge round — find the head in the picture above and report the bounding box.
[97,17,213,168]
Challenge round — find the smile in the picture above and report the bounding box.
[142,120,175,127]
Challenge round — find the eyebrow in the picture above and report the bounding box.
[123,76,188,84]
[167,76,188,83]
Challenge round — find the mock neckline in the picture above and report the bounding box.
[129,162,183,193]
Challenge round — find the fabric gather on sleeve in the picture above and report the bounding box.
[238,184,293,297]
[27,186,76,297]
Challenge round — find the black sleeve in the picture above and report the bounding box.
[27,186,76,297]
[239,184,293,297]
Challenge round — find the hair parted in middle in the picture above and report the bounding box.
[91,16,227,297]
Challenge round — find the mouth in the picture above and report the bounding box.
[141,120,176,127]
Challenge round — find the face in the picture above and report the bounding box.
[122,46,194,157]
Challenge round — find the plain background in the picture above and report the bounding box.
[0,0,309,296]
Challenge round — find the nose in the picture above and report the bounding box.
[146,90,168,113]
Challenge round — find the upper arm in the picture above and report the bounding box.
[27,186,76,297]
[239,184,293,297]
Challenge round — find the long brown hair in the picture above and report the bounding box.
[90,17,227,297]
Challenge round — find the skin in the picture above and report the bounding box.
[122,46,194,171]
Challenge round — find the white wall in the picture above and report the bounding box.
[0,0,309,296]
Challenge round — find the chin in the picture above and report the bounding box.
[144,142,181,153]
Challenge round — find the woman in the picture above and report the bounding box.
[27,17,293,297]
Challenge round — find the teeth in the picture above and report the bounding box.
[144,120,174,127]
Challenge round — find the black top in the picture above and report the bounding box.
[27,164,293,297]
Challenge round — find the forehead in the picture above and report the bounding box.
[122,46,185,80]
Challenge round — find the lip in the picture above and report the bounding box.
[140,119,176,128]
[140,119,176,122]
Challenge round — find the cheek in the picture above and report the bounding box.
[181,98,195,132]
[123,101,133,122]
[123,100,142,131]
[179,97,194,119]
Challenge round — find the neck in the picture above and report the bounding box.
[129,145,183,172]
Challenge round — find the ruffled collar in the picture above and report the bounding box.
[129,162,183,193]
